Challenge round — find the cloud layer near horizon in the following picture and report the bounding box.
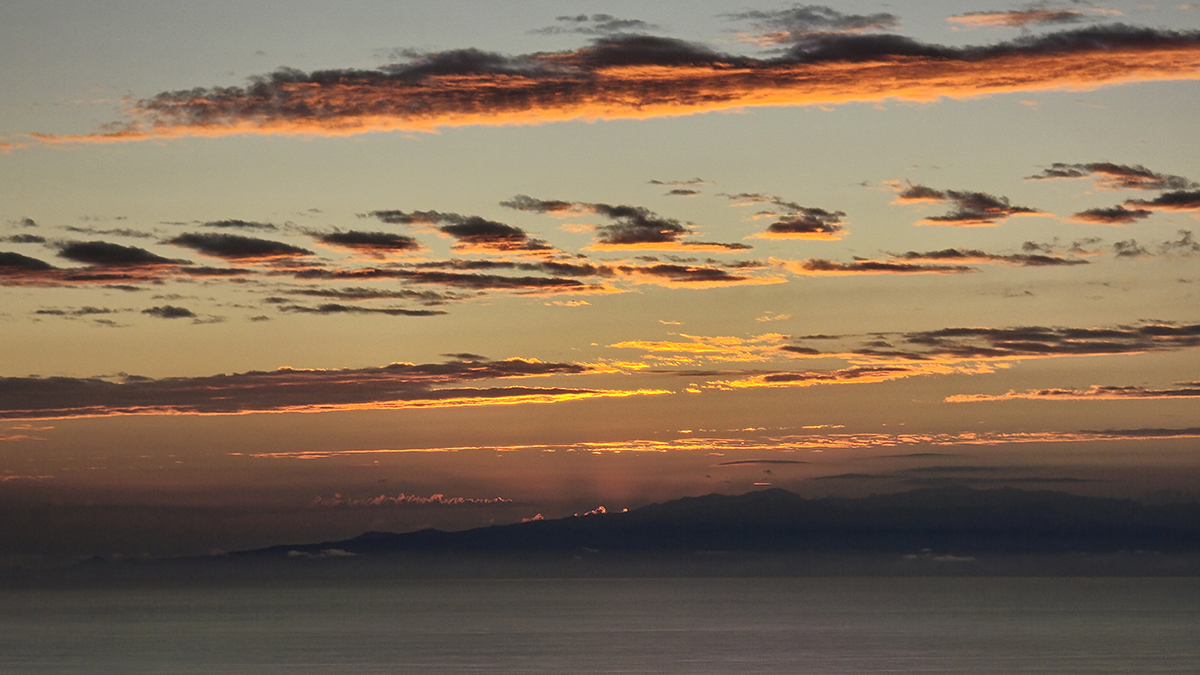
[29,25,1200,143]
[0,358,669,419]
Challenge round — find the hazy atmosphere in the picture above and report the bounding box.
[3,0,1200,565]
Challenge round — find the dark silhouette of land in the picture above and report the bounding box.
[12,487,1200,585]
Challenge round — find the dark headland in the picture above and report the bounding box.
[13,486,1200,585]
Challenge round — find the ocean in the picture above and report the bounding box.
[2,577,1197,673]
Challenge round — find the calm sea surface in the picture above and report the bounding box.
[1,577,1197,674]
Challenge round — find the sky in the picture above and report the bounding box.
[2,0,1200,565]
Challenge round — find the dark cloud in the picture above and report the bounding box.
[886,322,1200,360]
[165,233,314,261]
[315,230,422,254]
[3,234,46,244]
[1161,230,1200,255]
[367,210,550,253]
[292,266,601,293]
[275,303,447,317]
[787,259,975,274]
[665,189,700,197]
[1125,189,1200,212]
[616,263,756,286]
[532,13,660,36]
[725,193,845,240]
[35,306,120,318]
[502,195,748,250]
[892,248,1088,267]
[56,240,186,267]
[63,226,155,239]
[1113,239,1150,258]
[947,384,1200,402]
[0,251,55,271]
[37,26,1200,142]
[11,217,38,228]
[779,345,822,356]
[1070,206,1153,224]
[761,365,916,384]
[649,178,708,186]
[202,219,278,231]
[1028,162,1196,191]
[142,305,197,319]
[723,5,900,45]
[0,358,599,419]
[285,286,459,305]
[947,10,1088,29]
[896,185,1042,225]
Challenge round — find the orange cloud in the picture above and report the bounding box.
[30,27,1200,144]
[946,384,1200,402]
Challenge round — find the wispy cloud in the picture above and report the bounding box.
[1028,162,1196,191]
[948,383,1200,402]
[367,210,552,254]
[724,192,846,240]
[947,10,1088,29]
[31,26,1200,142]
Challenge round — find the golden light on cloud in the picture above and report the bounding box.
[27,28,1200,144]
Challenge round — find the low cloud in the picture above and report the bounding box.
[894,184,1042,225]
[315,230,422,255]
[1069,205,1153,224]
[532,13,660,36]
[723,5,900,46]
[0,357,670,420]
[1028,162,1196,191]
[947,10,1088,29]
[201,219,278,231]
[502,195,748,251]
[873,322,1200,361]
[948,383,1200,402]
[274,302,447,317]
[37,26,1200,143]
[56,240,186,267]
[368,209,551,253]
[1125,189,1200,212]
[166,232,314,261]
[891,248,1088,267]
[141,305,196,319]
[781,258,975,275]
[726,193,846,240]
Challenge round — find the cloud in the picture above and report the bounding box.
[1028,162,1196,191]
[610,333,791,365]
[726,192,846,240]
[55,240,186,267]
[0,357,670,420]
[1161,229,1200,255]
[35,306,121,318]
[878,322,1200,361]
[665,189,700,196]
[274,302,447,317]
[532,13,660,36]
[37,26,1200,142]
[947,10,1088,29]
[723,5,901,46]
[1069,205,1153,224]
[1112,239,1150,258]
[367,210,551,253]
[649,177,708,186]
[141,305,197,319]
[890,248,1088,267]
[502,195,749,250]
[715,459,807,466]
[315,230,422,255]
[166,232,313,261]
[281,286,460,305]
[947,383,1200,402]
[63,226,155,239]
[1125,189,1200,212]
[781,258,976,275]
[202,219,278,231]
[893,184,1043,225]
[1,251,55,272]
[3,234,46,244]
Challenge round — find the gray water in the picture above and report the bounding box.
[2,577,1197,674]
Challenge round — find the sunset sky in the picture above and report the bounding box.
[3,0,1200,564]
